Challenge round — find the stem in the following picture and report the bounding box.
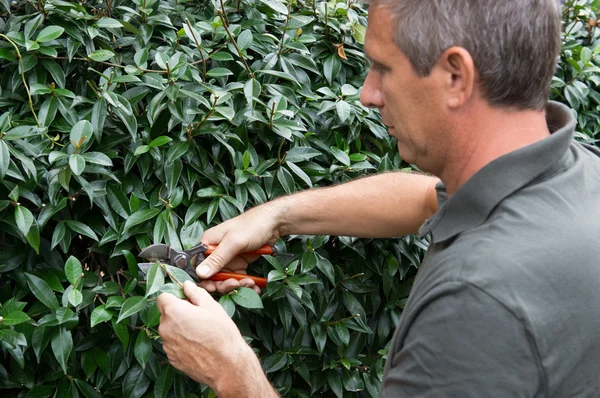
[159,262,183,289]
[277,139,285,164]
[336,272,365,287]
[37,56,169,74]
[220,0,229,27]
[0,34,40,127]
[268,100,276,129]
[217,10,254,78]
[191,96,218,134]
[98,0,113,18]
[278,2,292,57]
[185,18,207,80]
[326,314,361,326]
[86,80,101,98]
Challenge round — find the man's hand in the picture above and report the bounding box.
[196,204,284,294]
[157,281,278,397]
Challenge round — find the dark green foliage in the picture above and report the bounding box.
[0,0,598,396]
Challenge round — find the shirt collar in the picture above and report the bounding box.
[418,101,576,242]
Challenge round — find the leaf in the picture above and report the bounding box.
[145,263,165,297]
[286,162,312,187]
[25,273,59,311]
[160,283,185,298]
[15,206,34,236]
[69,154,86,175]
[219,295,236,317]
[122,208,162,235]
[117,296,147,323]
[581,47,593,65]
[327,371,344,398]
[330,147,351,166]
[39,96,58,127]
[83,152,113,166]
[237,29,253,51]
[68,289,83,307]
[352,23,367,44]
[51,326,73,374]
[286,147,322,162]
[2,311,30,326]
[315,253,336,284]
[154,365,174,398]
[70,120,93,148]
[96,17,123,28]
[66,220,98,241]
[277,167,295,194]
[134,331,152,368]
[0,140,10,180]
[36,26,65,43]
[64,256,82,285]
[165,265,195,285]
[74,379,103,398]
[148,136,172,147]
[336,100,351,122]
[206,67,233,77]
[88,49,115,62]
[230,287,263,309]
[90,305,113,327]
[122,365,151,398]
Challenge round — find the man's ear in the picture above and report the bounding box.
[436,46,476,109]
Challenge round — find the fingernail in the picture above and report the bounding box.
[197,265,211,278]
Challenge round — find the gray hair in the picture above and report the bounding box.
[376,0,562,111]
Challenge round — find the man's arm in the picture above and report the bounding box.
[196,172,439,282]
[382,282,541,397]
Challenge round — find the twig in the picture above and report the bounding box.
[191,96,218,134]
[158,262,183,289]
[220,0,230,27]
[277,2,292,57]
[185,18,207,80]
[268,100,276,129]
[37,55,169,74]
[217,10,254,78]
[326,313,361,326]
[0,34,40,127]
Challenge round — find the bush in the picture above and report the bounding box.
[0,0,598,397]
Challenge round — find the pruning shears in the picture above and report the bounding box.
[138,243,274,288]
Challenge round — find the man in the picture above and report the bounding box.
[157,0,600,396]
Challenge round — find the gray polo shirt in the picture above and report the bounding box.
[381,101,600,397]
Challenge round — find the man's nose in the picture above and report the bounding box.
[360,70,384,109]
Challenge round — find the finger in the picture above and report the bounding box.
[196,237,246,279]
[183,280,215,307]
[157,292,180,314]
[214,278,243,295]
[198,279,217,293]
[251,285,262,294]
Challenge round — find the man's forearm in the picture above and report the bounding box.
[273,172,439,238]
[214,345,279,398]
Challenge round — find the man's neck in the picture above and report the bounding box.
[441,104,551,196]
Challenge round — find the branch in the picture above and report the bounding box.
[217,10,254,78]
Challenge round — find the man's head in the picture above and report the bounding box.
[360,0,562,175]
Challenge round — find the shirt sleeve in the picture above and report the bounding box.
[381,282,543,398]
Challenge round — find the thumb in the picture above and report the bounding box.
[183,281,215,307]
[196,239,242,278]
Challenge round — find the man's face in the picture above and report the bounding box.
[360,5,447,173]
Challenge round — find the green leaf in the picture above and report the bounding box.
[91,305,113,327]
[206,67,233,77]
[336,100,351,122]
[219,295,236,317]
[134,331,152,368]
[352,23,367,45]
[15,206,34,236]
[74,379,103,398]
[134,145,150,156]
[330,147,351,166]
[112,319,130,348]
[117,296,147,323]
[36,26,65,43]
[154,365,174,398]
[148,136,172,147]
[83,152,113,166]
[66,220,98,241]
[51,326,73,374]
[286,147,322,162]
[160,283,185,298]
[70,120,93,148]
[64,256,82,286]
[230,287,263,309]
[581,47,593,65]
[165,265,195,285]
[277,167,295,194]
[26,221,41,254]
[25,273,59,311]
[328,370,344,398]
[39,96,58,127]
[122,208,162,235]
[315,253,336,284]
[69,154,86,175]
[2,311,30,326]
[237,30,253,51]
[88,49,115,62]
[96,17,123,28]
[145,263,165,297]
[68,289,83,307]
[0,140,10,180]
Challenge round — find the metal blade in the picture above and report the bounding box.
[139,244,171,260]
[138,263,154,275]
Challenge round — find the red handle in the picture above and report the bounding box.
[209,272,268,288]
[203,244,275,256]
